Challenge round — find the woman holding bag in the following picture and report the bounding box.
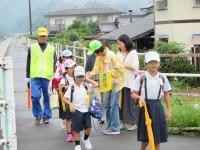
[117,34,139,131]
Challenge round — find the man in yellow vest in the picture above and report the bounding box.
[26,27,57,125]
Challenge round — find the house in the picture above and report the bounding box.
[140,3,154,14]
[99,13,155,51]
[154,0,200,50]
[46,8,123,35]
[97,11,147,34]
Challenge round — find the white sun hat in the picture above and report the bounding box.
[74,66,85,77]
[63,59,76,68]
[145,51,160,63]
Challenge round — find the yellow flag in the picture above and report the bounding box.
[99,71,113,92]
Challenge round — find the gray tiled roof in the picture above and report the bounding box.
[99,13,154,41]
[47,8,123,16]
[116,14,147,27]
[99,22,118,33]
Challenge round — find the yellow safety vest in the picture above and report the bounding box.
[30,43,55,80]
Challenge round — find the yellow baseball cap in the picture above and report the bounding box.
[37,27,48,36]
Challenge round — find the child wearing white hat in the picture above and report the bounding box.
[132,51,172,150]
[64,66,98,150]
[59,59,76,142]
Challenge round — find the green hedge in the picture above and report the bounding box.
[140,41,200,87]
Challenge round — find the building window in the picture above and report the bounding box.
[55,19,65,30]
[97,16,109,23]
[81,16,92,23]
[55,19,65,25]
[159,38,168,43]
[156,0,168,11]
[102,16,108,22]
[193,0,200,7]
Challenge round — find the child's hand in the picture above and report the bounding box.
[165,111,172,121]
[139,96,146,107]
[86,72,91,78]
[69,103,76,113]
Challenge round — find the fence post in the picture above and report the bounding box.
[0,60,4,150]
[1,57,17,150]
[73,42,76,63]
[83,47,87,67]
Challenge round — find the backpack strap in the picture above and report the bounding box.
[61,73,70,93]
[157,74,165,99]
[70,84,89,103]
[159,74,165,85]
[83,83,88,91]
[62,72,69,85]
[139,73,166,100]
[70,85,75,102]
[139,75,146,96]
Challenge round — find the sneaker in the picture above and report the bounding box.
[120,122,126,130]
[82,138,92,149]
[67,133,74,142]
[103,129,120,135]
[35,118,41,125]
[75,145,81,150]
[43,118,49,124]
[125,124,137,131]
[98,119,105,125]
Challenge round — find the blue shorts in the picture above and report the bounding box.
[72,110,91,132]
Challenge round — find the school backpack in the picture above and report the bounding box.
[60,72,72,112]
[70,84,103,120]
[89,97,103,120]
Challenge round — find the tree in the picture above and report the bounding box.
[49,20,98,45]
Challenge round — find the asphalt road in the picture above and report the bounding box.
[5,38,200,150]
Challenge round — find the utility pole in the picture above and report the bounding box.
[28,0,32,35]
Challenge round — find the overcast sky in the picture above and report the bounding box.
[0,0,152,35]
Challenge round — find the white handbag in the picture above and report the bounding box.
[50,89,59,109]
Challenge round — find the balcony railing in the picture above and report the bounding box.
[46,24,66,32]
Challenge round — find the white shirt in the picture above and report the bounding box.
[60,74,74,87]
[132,71,171,100]
[64,83,91,113]
[117,50,139,88]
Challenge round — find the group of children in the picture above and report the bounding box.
[53,46,172,150]
[53,50,98,150]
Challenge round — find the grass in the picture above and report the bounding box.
[162,96,200,136]
[171,81,200,93]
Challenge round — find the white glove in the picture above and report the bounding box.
[25,78,30,86]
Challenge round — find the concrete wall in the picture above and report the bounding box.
[155,0,200,50]
[49,16,76,28]
[155,23,200,49]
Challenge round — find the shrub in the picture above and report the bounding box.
[110,43,119,54]
[154,41,185,54]
[148,41,200,87]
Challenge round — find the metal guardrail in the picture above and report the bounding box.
[0,39,17,150]
[0,38,14,61]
